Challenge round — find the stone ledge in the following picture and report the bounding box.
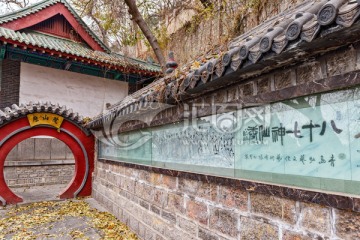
[4,159,75,167]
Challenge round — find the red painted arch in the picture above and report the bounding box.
[0,117,94,205]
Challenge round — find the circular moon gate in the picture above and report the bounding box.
[0,111,94,205]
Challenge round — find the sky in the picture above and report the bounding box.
[0,0,40,15]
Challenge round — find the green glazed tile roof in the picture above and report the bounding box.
[0,28,161,72]
[0,0,109,53]
[0,0,161,73]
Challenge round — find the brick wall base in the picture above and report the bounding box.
[4,164,75,188]
[93,160,360,240]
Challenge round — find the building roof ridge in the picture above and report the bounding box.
[0,0,110,53]
[111,52,161,67]
[0,26,162,73]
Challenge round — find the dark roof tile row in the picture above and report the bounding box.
[88,0,360,129]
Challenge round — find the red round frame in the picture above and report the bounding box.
[0,117,94,205]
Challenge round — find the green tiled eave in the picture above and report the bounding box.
[0,28,161,72]
[0,0,109,53]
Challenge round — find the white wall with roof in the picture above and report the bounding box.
[19,62,128,117]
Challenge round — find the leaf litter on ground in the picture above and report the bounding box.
[0,199,138,240]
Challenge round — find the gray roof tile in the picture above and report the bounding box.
[87,0,360,128]
[0,102,89,134]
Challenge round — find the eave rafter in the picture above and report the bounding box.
[0,38,159,77]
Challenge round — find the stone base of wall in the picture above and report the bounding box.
[93,160,360,240]
[4,164,75,188]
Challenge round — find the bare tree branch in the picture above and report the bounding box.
[124,0,166,72]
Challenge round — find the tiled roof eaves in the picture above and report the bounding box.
[0,102,91,135]
[87,0,360,128]
[112,52,161,69]
[0,0,110,53]
[0,29,161,73]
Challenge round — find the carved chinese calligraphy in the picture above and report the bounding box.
[152,122,235,168]
[27,113,64,130]
[98,88,360,194]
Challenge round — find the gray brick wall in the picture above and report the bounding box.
[4,138,75,188]
[0,59,20,109]
[93,161,360,240]
[4,165,75,187]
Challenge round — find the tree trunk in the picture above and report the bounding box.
[124,0,167,73]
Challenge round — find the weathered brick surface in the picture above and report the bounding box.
[240,217,278,240]
[209,207,239,237]
[251,193,297,224]
[186,199,208,225]
[167,192,185,213]
[227,87,239,102]
[178,178,201,196]
[198,227,219,240]
[162,210,176,224]
[121,177,136,193]
[218,185,247,211]
[335,209,360,239]
[161,175,177,189]
[198,183,217,202]
[257,77,270,94]
[282,230,314,240]
[151,205,161,215]
[135,182,154,202]
[299,203,331,235]
[242,83,254,96]
[178,178,217,201]
[177,216,197,236]
[274,69,293,90]
[296,61,322,85]
[149,172,162,185]
[94,160,360,240]
[154,188,168,208]
[326,46,356,77]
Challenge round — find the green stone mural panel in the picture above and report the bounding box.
[98,129,152,165]
[235,99,352,180]
[98,87,360,195]
[151,115,236,177]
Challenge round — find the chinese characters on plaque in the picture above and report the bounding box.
[27,113,64,130]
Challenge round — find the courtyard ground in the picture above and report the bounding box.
[0,186,137,240]
[11,184,67,203]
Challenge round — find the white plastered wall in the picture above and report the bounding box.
[19,63,128,117]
